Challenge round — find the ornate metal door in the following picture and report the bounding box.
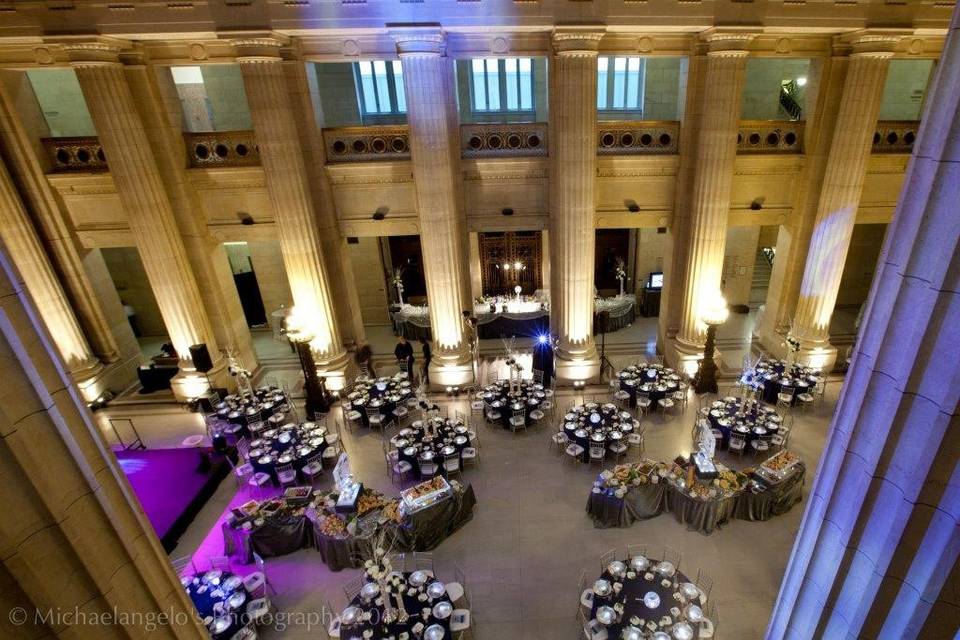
[478,231,542,296]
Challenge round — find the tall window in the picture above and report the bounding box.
[597,56,645,112]
[355,60,406,115]
[470,58,534,113]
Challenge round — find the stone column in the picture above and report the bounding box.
[755,53,845,357]
[65,41,221,401]
[548,28,604,383]
[670,33,753,376]
[767,16,960,638]
[126,55,258,375]
[233,37,349,387]
[0,155,104,399]
[393,28,474,386]
[786,35,898,370]
[0,237,207,640]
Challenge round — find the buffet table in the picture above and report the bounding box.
[593,294,636,333]
[586,452,805,534]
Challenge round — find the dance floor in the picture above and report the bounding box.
[115,447,230,553]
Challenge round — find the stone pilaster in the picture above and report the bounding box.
[65,41,222,401]
[393,28,473,386]
[548,28,604,383]
[670,33,753,375]
[233,37,349,387]
[0,236,207,640]
[767,17,960,638]
[0,154,104,399]
[786,35,898,370]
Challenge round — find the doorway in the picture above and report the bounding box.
[478,231,543,296]
[224,242,268,327]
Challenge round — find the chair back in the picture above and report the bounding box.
[342,575,364,601]
[533,369,544,385]
[513,409,525,419]
[696,568,714,601]
[236,437,250,460]
[599,549,617,571]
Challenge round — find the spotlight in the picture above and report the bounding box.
[537,334,550,345]
[573,380,586,389]
[625,199,640,213]
[501,207,514,216]
[238,212,255,225]
[372,206,389,221]
[797,76,807,87]
[750,198,764,211]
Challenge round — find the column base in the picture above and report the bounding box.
[428,347,476,389]
[315,349,352,393]
[70,357,107,403]
[554,339,600,384]
[795,338,838,372]
[667,336,722,380]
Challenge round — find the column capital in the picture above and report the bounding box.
[552,28,605,57]
[700,31,756,57]
[836,30,903,58]
[48,36,129,66]
[227,32,290,63]
[390,26,446,58]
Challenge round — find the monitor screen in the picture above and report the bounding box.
[648,272,664,289]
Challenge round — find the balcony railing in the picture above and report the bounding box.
[873,121,919,153]
[41,136,108,173]
[461,123,547,158]
[323,126,410,163]
[737,121,804,153]
[185,131,260,168]
[597,121,679,155]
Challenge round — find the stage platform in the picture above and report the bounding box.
[115,447,231,553]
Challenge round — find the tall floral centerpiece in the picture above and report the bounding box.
[784,334,801,366]
[391,267,405,306]
[364,531,408,625]
[614,258,627,298]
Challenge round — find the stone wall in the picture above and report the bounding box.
[836,222,887,308]
[100,246,167,338]
[246,239,292,327]
[347,236,391,325]
[721,225,761,307]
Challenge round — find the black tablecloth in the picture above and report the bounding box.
[754,359,820,406]
[586,465,805,534]
[223,514,315,564]
[183,572,249,640]
[562,403,636,462]
[394,419,471,480]
[590,564,701,638]
[348,376,414,429]
[706,398,782,448]
[477,314,549,339]
[618,365,681,408]
[341,572,455,639]
[481,381,544,429]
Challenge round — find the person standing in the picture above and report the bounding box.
[122,300,140,337]
[420,338,432,386]
[394,335,415,378]
[355,341,376,377]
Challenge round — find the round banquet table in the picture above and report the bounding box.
[216,386,287,435]
[392,417,471,479]
[752,359,821,406]
[618,364,682,408]
[480,379,544,429]
[705,397,783,448]
[339,570,458,639]
[589,557,706,639]
[563,403,637,463]
[347,373,414,428]
[182,570,249,640]
[248,421,328,483]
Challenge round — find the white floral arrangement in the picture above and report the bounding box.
[785,335,801,353]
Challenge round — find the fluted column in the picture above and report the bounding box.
[0,156,104,399]
[393,28,473,386]
[548,28,604,383]
[0,236,207,640]
[233,37,349,387]
[768,15,960,637]
[671,33,753,375]
[65,41,220,401]
[787,35,898,370]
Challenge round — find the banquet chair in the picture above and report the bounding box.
[461,446,479,467]
[589,444,606,465]
[599,549,617,572]
[449,609,471,638]
[414,551,435,575]
[322,440,341,466]
[246,467,272,497]
[171,556,195,578]
[419,458,439,479]
[636,392,652,416]
[699,602,719,638]
[343,402,364,430]
[660,546,682,573]
[388,552,407,572]
[657,395,676,416]
[276,464,297,488]
[236,437,251,461]
[728,435,747,456]
[509,409,527,433]
[485,370,499,384]
[230,455,256,489]
[342,575,364,601]
[209,555,231,573]
[303,455,324,484]
[750,436,771,457]
[245,595,271,626]
[323,598,341,639]
[529,407,545,423]
[550,428,568,454]
[229,624,257,640]
[443,452,463,479]
[796,389,815,413]
[469,390,485,416]
[454,410,466,424]
[626,543,648,559]
[583,618,606,640]
[695,568,714,603]
[367,408,386,430]
[577,571,592,624]
[653,355,665,366]
[627,429,645,459]
[449,564,470,607]
[565,442,585,464]
[609,439,628,462]
[386,449,413,487]
[393,402,410,425]
[777,386,795,410]
[770,428,787,451]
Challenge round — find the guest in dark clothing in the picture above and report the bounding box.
[355,341,376,377]
[420,339,432,385]
[394,336,415,377]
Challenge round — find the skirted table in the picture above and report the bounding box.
[585,457,805,535]
[749,358,822,406]
[617,364,682,409]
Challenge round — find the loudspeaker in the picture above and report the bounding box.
[189,343,213,373]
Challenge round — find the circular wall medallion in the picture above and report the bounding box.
[491,37,509,54]
[775,38,792,54]
[907,39,924,55]
[637,37,653,53]
[342,40,361,57]
[189,43,208,61]
[34,47,54,64]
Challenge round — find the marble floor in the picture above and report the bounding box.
[109,372,842,640]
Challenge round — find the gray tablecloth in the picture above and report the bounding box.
[223,514,315,564]
[586,466,805,534]
[311,484,478,572]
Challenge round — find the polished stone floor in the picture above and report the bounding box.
[109,368,841,640]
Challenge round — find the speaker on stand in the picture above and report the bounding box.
[189,344,215,406]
